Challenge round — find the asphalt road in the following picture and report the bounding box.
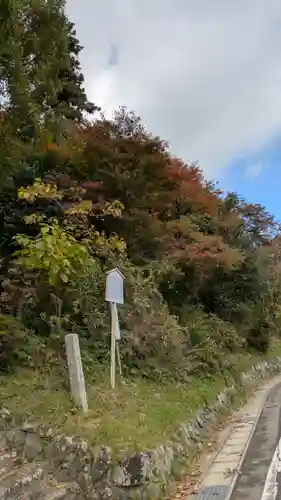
[229,382,281,500]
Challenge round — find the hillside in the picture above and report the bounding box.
[1,0,281,461]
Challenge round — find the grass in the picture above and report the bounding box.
[1,342,281,455]
[0,368,225,454]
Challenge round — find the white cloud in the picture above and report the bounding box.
[66,0,281,177]
[244,162,263,180]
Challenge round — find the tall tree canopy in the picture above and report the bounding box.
[0,0,98,140]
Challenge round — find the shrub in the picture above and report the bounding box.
[0,314,46,373]
[70,259,196,380]
[180,306,245,372]
[246,317,270,353]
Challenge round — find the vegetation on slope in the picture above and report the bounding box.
[1,0,281,451]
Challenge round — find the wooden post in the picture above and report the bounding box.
[65,334,88,412]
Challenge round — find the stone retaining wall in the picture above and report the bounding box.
[1,358,281,499]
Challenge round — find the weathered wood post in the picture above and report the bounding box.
[65,333,88,412]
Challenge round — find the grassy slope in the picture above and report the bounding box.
[1,342,281,455]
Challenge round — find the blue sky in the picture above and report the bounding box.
[220,138,281,221]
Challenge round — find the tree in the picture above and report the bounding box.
[220,192,279,250]
[47,19,99,124]
[0,0,98,142]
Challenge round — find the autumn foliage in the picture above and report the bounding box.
[0,3,280,379]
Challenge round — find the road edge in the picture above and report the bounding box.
[191,373,281,499]
[224,383,270,500]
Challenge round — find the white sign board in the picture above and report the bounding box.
[105,268,124,304]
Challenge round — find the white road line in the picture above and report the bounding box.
[261,437,281,500]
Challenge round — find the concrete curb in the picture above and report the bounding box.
[192,373,281,500]
[224,385,270,500]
